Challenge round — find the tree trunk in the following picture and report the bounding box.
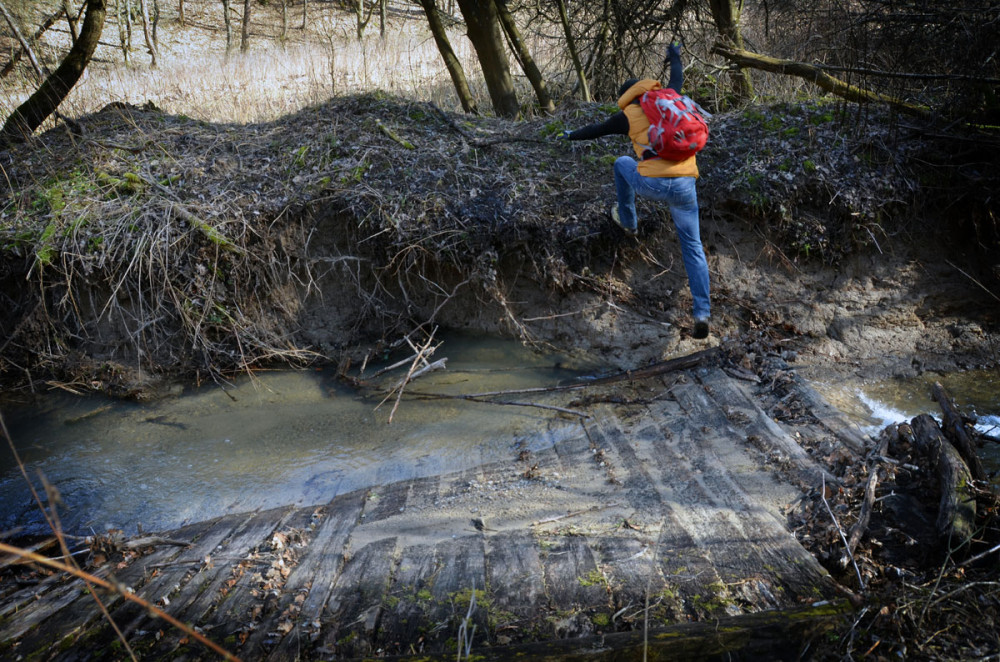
[300,0,306,30]
[417,0,477,114]
[354,0,373,40]
[178,0,184,26]
[63,0,78,43]
[555,0,590,102]
[151,0,159,47]
[379,0,386,38]
[0,0,47,77]
[280,0,287,43]
[1,0,107,144]
[118,0,132,64]
[1,9,61,78]
[240,0,251,52]
[139,0,157,65]
[455,0,519,118]
[222,0,232,54]
[495,0,553,114]
[707,0,753,104]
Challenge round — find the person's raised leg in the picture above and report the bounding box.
[612,156,640,232]
[666,178,711,331]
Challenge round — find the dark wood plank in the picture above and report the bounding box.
[537,534,610,639]
[592,535,667,630]
[647,398,836,612]
[370,542,439,656]
[234,489,365,660]
[146,506,300,658]
[362,480,414,524]
[417,534,489,654]
[314,537,398,658]
[484,530,547,644]
[9,515,242,657]
[687,368,839,488]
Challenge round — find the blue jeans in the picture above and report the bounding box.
[614,156,711,319]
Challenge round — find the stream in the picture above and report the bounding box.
[0,333,595,538]
[2,335,997,539]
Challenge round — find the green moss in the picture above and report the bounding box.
[591,612,612,627]
[578,569,606,587]
[540,119,566,137]
[450,587,489,611]
[35,221,59,265]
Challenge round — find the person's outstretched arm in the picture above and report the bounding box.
[563,112,629,141]
[666,42,683,93]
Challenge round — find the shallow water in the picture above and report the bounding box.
[812,368,1000,472]
[0,333,597,537]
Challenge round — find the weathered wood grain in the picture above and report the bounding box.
[0,364,863,661]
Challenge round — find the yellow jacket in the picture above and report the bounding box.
[618,79,699,179]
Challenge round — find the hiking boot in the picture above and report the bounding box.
[610,205,636,236]
[693,317,710,339]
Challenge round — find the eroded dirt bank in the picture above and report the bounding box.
[0,94,997,397]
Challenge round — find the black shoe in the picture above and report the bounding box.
[693,317,710,339]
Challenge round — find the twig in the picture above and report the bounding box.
[530,503,622,527]
[958,542,1000,568]
[375,119,414,150]
[821,474,866,590]
[0,542,241,661]
[379,330,437,423]
[842,434,890,567]
[946,259,1000,303]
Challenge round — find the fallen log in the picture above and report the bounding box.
[933,381,986,481]
[911,414,977,549]
[711,43,931,119]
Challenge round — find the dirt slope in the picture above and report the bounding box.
[0,92,997,396]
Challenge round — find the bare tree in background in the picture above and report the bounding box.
[0,3,62,78]
[117,0,132,64]
[240,0,250,52]
[63,0,78,42]
[454,0,519,117]
[222,0,232,54]
[177,0,184,26]
[354,0,374,39]
[707,0,752,104]
[496,0,554,114]
[555,0,590,101]
[416,0,477,113]
[139,0,157,65]
[280,0,287,42]
[0,0,46,76]
[1,0,108,144]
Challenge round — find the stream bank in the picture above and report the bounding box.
[0,94,997,400]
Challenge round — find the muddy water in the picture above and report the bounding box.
[0,334,597,538]
[813,369,1000,472]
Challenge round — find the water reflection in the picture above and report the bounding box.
[0,333,597,537]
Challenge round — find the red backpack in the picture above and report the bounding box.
[639,88,710,162]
